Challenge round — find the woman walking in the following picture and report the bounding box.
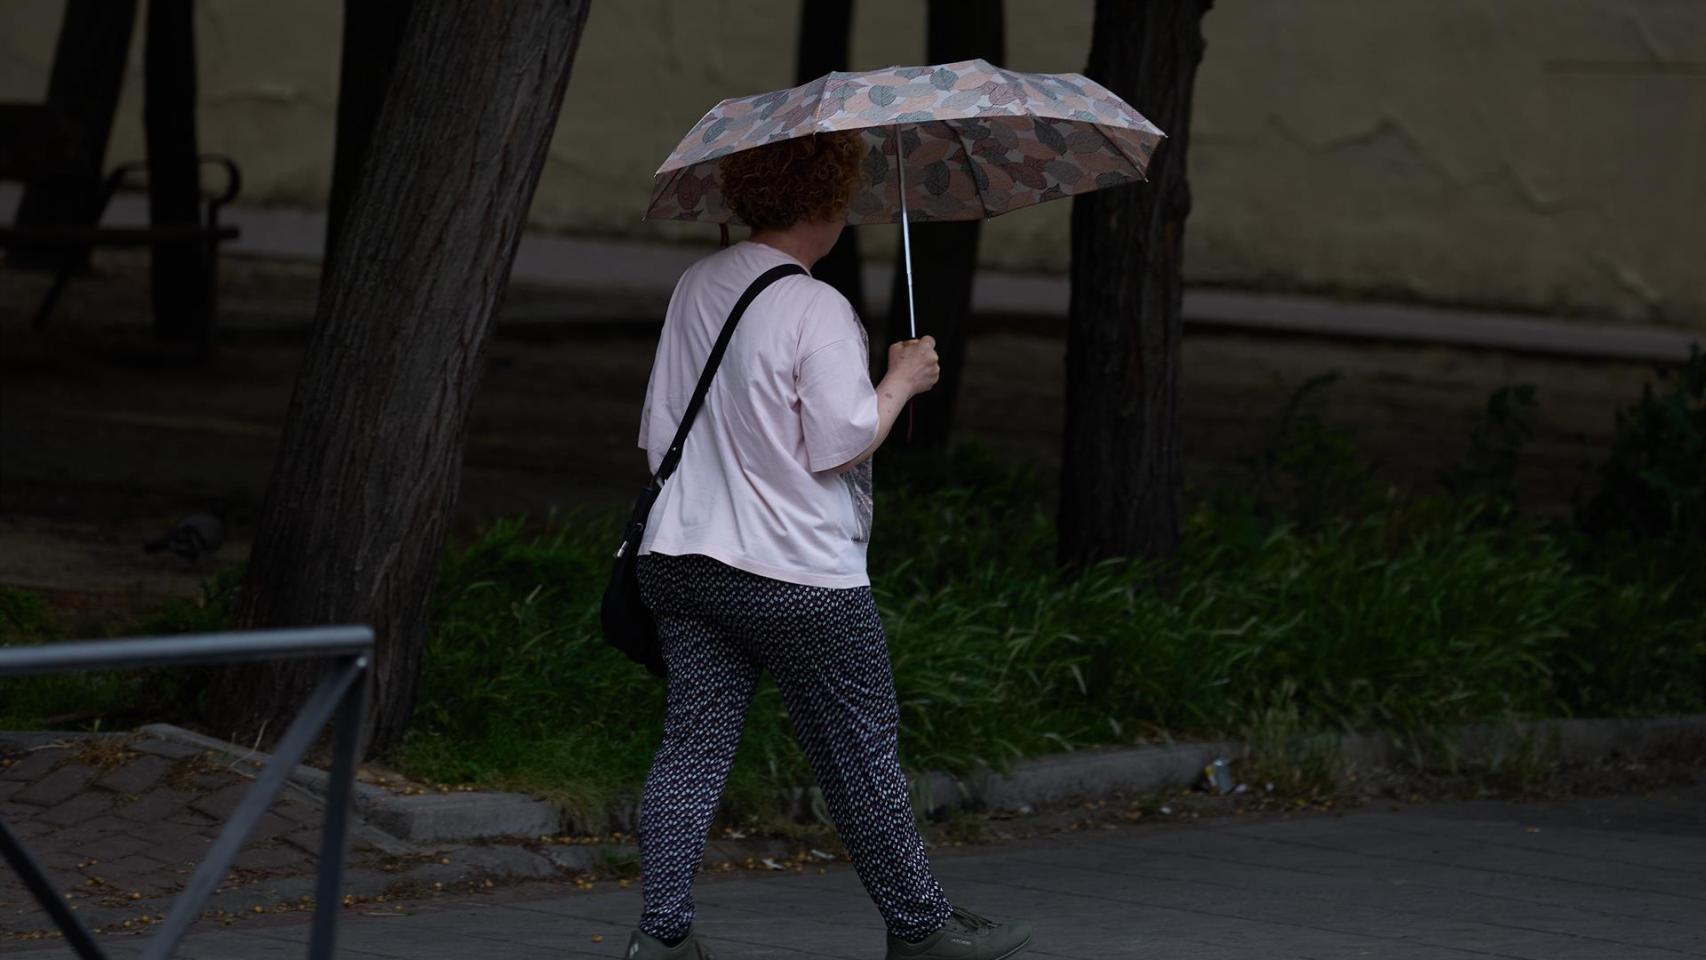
[624,131,1032,960]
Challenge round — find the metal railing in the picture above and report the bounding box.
[0,626,373,960]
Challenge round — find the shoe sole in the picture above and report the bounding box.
[887,931,1035,960]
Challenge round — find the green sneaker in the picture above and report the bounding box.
[886,906,1033,960]
[624,929,716,960]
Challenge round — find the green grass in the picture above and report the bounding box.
[0,574,236,730]
[390,448,1705,824]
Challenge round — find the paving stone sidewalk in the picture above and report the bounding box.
[0,733,427,937]
[0,731,866,942]
[11,780,1702,959]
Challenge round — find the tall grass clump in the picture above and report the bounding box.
[1561,347,1706,717]
[873,475,1693,772]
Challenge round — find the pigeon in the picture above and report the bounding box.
[144,512,224,562]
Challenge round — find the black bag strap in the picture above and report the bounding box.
[653,262,806,485]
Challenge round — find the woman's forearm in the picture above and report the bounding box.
[826,336,937,474]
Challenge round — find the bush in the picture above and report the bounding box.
[1441,384,1538,505]
[1579,345,1706,539]
[0,585,58,644]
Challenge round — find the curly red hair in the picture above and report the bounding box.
[718,131,865,230]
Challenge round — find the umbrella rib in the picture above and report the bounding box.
[1088,123,1150,183]
[645,167,687,220]
[991,64,1032,115]
[808,71,835,135]
[946,120,993,220]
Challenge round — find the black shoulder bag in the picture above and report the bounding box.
[600,263,806,677]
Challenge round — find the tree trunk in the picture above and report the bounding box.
[885,0,1003,448]
[205,0,592,755]
[7,0,136,273]
[144,0,209,346]
[325,0,414,266]
[1058,0,1211,568]
[796,0,865,319]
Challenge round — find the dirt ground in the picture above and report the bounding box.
[0,252,1662,617]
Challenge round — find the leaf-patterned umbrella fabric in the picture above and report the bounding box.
[646,58,1165,226]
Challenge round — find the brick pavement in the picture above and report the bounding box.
[0,734,391,938]
[0,731,862,946]
[8,776,1701,959]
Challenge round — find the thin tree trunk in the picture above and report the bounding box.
[206,0,593,754]
[325,0,414,266]
[1058,0,1211,568]
[7,0,136,273]
[145,0,208,346]
[796,0,865,319]
[885,0,1003,448]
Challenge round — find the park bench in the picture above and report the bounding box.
[0,102,242,333]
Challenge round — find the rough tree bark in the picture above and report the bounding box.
[324,0,414,266]
[1058,0,1212,568]
[885,0,1003,448]
[206,0,592,754]
[7,0,136,273]
[144,0,208,346]
[796,0,865,319]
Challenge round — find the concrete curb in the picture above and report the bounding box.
[950,715,1706,815]
[1337,715,1706,769]
[119,714,1706,842]
[137,723,561,844]
[975,741,1245,813]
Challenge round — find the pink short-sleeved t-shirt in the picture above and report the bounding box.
[637,241,879,589]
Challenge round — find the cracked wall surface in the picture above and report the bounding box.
[2,0,1701,328]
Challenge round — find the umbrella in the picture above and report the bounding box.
[645,58,1166,338]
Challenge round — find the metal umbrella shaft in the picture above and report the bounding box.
[893,125,917,340]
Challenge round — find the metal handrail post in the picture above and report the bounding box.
[139,658,364,960]
[0,625,374,959]
[309,653,370,959]
[0,818,107,960]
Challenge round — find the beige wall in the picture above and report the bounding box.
[3,1,1702,328]
[1190,1,1706,330]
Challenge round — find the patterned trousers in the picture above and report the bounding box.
[634,552,953,942]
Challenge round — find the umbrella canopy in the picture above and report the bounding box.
[645,58,1165,226]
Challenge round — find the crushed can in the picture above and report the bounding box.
[1203,756,1236,796]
